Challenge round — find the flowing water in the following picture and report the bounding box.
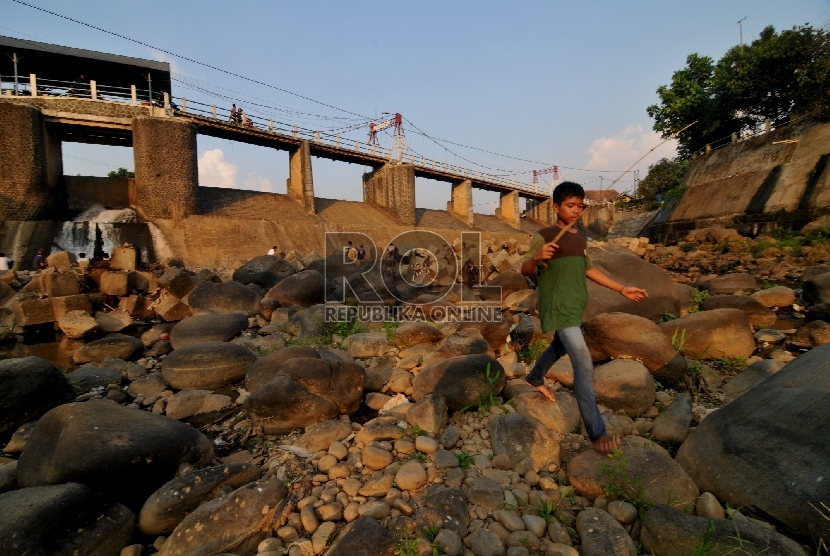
[51,206,159,264]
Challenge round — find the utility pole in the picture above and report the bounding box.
[738,17,747,49]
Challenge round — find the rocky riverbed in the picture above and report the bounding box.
[0,227,828,556]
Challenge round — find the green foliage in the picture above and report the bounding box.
[393,526,421,556]
[671,328,690,352]
[537,499,558,523]
[648,24,830,158]
[460,363,503,414]
[382,320,401,341]
[422,524,441,543]
[689,288,710,313]
[519,339,549,364]
[412,451,427,463]
[404,424,428,438]
[659,311,678,323]
[284,337,314,347]
[318,319,367,345]
[680,242,696,253]
[599,449,656,519]
[638,158,689,208]
[710,356,748,372]
[107,167,135,178]
[457,450,473,469]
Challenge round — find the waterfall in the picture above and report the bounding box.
[52,205,155,264]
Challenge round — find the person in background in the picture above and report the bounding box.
[0,252,11,271]
[267,246,278,256]
[356,244,367,266]
[32,249,47,271]
[77,252,90,271]
[230,103,238,122]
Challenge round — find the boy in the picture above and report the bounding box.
[521,181,648,454]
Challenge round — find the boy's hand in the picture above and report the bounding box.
[533,241,558,268]
[621,286,648,302]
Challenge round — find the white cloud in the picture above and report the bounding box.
[584,125,678,191]
[149,50,183,75]
[243,172,274,193]
[198,149,238,188]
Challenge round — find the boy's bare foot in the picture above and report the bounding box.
[591,434,620,455]
[525,378,557,403]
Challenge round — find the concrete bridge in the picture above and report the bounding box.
[0,92,557,229]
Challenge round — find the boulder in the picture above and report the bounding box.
[343,332,390,358]
[295,419,353,452]
[162,341,257,390]
[99,270,131,296]
[696,273,757,295]
[263,270,325,308]
[73,334,143,363]
[325,516,397,556]
[675,343,830,540]
[0,483,134,556]
[701,295,777,329]
[245,345,321,392]
[187,281,262,317]
[650,393,693,443]
[788,320,830,350]
[657,308,755,360]
[412,354,505,411]
[480,270,529,301]
[456,319,513,352]
[584,312,686,383]
[585,246,680,322]
[750,286,796,308]
[576,507,638,556]
[94,310,133,333]
[57,310,101,339]
[721,359,785,399]
[489,412,559,471]
[138,462,261,535]
[405,393,449,434]
[421,328,492,366]
[674,283,695,316]
[801,272,830,305]
[169,311,248,349]
[158,267,195,298]
[393,321,444,348]
[801,265,830,284]
[65,366,122,393]
[153,291,193,322]
[593,359,655,417]
[17,401,213,507]
[164,390,233,420]
[159,479,287,556]
[41,269,81,297]
[0,357,74,442]
[567,445,699,510]
[641,504,808,556]
[233,255,296,289]
[45,250,77,268]
[511,391,580,435]
[244,358,365,434]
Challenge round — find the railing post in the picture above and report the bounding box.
[212,105,217,119]
[181,97,187,113]
[371,144,377,156]
[336,135,340,147]
[90,80,97,100]
[269,119,273,132]
[706,144,712,153]
[315,131,320,143]
[163,92,169,110]
[765,119,771,133]
[731,132,737,144]
[292,125,298,139]
[130,85,137,105]
[29,74,37,97]
[355,140,359,152]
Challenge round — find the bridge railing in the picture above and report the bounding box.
[0,73,549,197]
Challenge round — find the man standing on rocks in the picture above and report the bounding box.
[520,181,648,454]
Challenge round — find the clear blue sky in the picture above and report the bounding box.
[3,0,828,212]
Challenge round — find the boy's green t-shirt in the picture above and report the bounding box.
[523,226,593,332]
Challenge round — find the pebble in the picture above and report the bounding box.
[395,460,428,490]
[607,500,638,525]
[414,435,439,454]
[433,449,460,469]
[357,500,390,519]
[300,503,319,533]
[435,528,463,556]
[311,521,335,554]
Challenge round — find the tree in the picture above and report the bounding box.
[648,24,830,159]
[637,158,688,208]
[108,168,135,178]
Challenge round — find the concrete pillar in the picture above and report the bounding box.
[0,102,63,220]
[495,190,520,229]
[132,116,198,219]
[362,162,416,226]
[525,197,555,225]
[447,179,474,226]
[287,140,315,214]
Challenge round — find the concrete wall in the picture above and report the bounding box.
[65,176,133,211]
[653,116,830,239]
[132,116,199,219]
[0,96,149,120]
[363,163,416,226]
[0,102,62,220]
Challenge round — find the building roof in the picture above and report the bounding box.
[0,36,170,72]
[584,189,620,203]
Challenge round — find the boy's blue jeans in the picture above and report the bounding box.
[524,326,607,441]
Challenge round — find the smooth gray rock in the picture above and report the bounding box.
[263,270,325,308]
[650,393,693,443]
[0,357,73,441]
[412,354,505,411]
[324,516,397,556]
[162,341,257,390]
[169,311,249,349]
[187,281,262,317]
[72,334,143,363]
[244,345,320,392]
[676,343,830,541]
[65,366,122,393]
[576,507,637,556]
[232,255,295,289]
[489,412,559,471]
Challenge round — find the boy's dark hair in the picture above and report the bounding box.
[79,253,86,258]
[552,181,585,205]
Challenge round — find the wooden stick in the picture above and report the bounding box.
[549,219,578,245]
